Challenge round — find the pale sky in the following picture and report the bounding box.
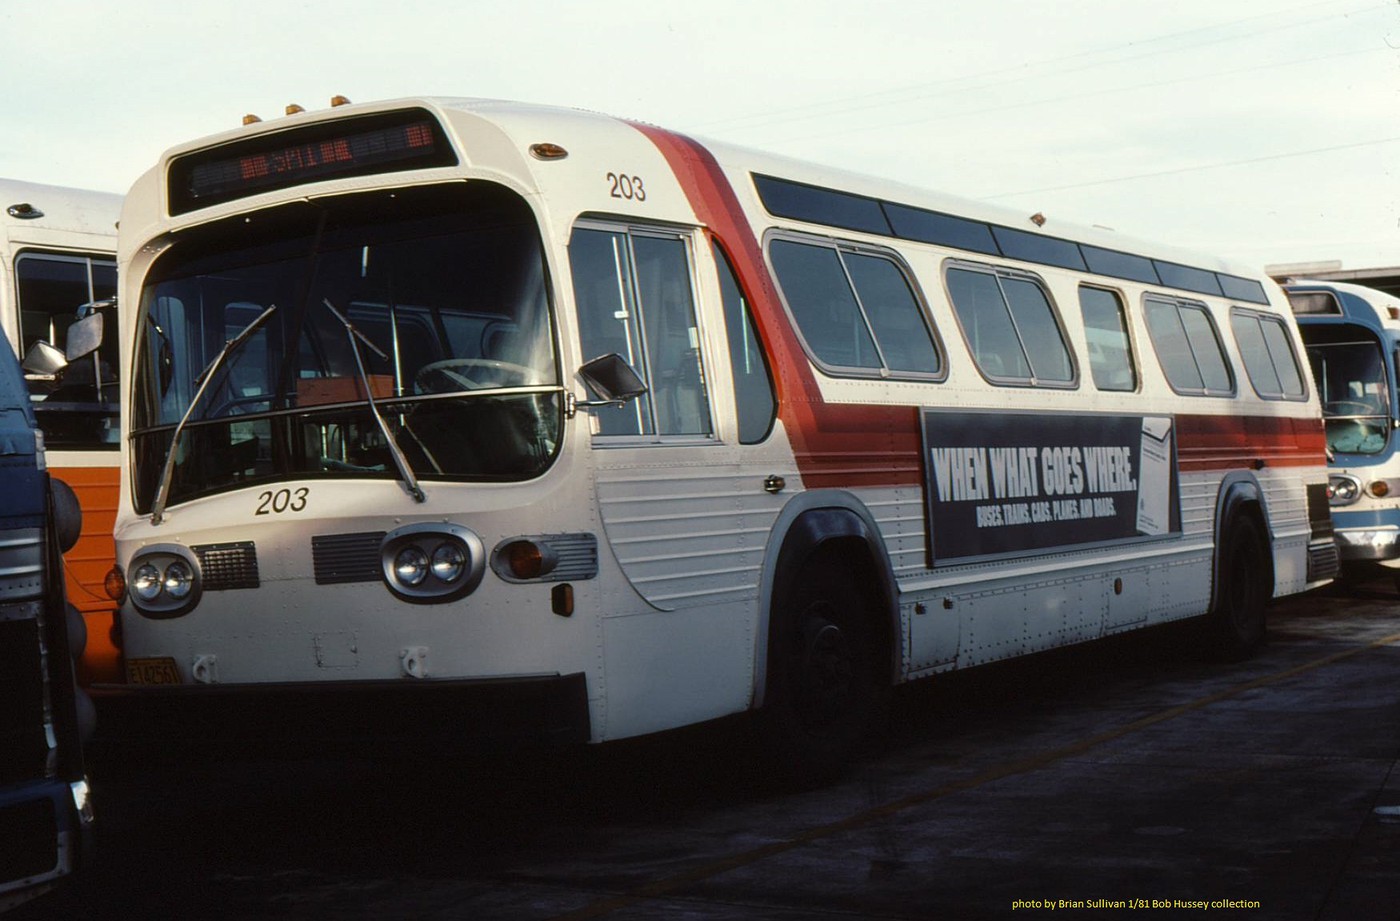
[4,0,1398,272]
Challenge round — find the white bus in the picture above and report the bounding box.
[2,180,123,685]
[109,97,1335,775]
[1286,280,1400,589]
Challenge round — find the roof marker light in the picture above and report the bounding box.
[286,103,306,116]
[242,114,262,126]
[331,95,352,107]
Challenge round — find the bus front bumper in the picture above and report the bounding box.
[89,672,591,752]
[1335,526,1400,563]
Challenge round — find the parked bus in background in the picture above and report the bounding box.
[1286,280,1400,590]
[0,332,94,911]
[107,97,1335,778]
[1,180,122,685]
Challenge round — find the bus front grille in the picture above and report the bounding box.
[312,532,386,585]
[192,541,261,591]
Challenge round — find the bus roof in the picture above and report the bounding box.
[1,178,120,249]
[134,95,1270,285]
[1286,278,1400,329]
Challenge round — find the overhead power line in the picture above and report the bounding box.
[690,0,1387,137]
[982,135,1400,199]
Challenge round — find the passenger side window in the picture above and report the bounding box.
[1144,296,1234,395]
[769,237,940,378]
[569,224,712,439]
[1231,309,1306,400]
[712,242,777,443]
[1078,286,1137,392]
[945,265,1074,386]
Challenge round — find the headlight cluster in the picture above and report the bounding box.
[381,523,484,603]
[1329,474,1361,507]
[126,545,202,618]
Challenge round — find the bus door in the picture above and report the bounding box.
[566,221,782,733]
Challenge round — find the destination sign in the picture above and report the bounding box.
[168,109,458,214]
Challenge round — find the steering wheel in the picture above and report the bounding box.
[415,358,535,394]
[1325,400,1376,416]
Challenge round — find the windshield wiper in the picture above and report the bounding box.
[321,298,425,503]
[151,304,277,525]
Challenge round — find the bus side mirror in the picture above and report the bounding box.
[64,312,104,363]
[21,340,68,379]
[576,353,647,405]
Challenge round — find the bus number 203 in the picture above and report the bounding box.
[255,487,309,515]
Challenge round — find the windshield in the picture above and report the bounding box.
[130,183,561,512]
[1305,334,1392,456]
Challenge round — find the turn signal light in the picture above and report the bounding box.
[104,565,126,602]
[1370,480,1391,498]
[502,540,548,579]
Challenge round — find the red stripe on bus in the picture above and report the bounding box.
[631,124,1327,488]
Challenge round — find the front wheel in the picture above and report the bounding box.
[760,552,888,785]
[1203,515,1270,661]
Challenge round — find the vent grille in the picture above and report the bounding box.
[0,529,43,602]
[549,533,599,581]
[192,541,260,590]
[313,532,385,585]
[1309,542,1340,584]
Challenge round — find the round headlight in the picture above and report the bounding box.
[132,563,163,601]
[431,542,466,583]
[163,560,194,599]
[394,546,430,586]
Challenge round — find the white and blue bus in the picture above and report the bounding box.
[1287,280,1400,588]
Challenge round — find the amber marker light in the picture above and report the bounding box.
[503,540,547,579]
[242,114,263,126]
[330,95,352,107]
[104,565,126,602]
[1370,480,1391,498]
[529,143,569,161]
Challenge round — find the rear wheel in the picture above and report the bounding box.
[761,549,888,785]
[1204,515,1269,661]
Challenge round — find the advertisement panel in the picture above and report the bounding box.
[921,410,1180,564]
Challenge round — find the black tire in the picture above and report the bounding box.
[1205,515,1269,661]
[760,548,888,786]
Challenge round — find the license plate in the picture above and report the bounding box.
[126,657,182,685]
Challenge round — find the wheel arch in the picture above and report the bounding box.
[1212,472,1275,610]
[751,490,901,710]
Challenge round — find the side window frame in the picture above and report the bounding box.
[710,238,777,444]
[764,231,945,382]
[1077,283,1138,393]
[1229,307,1309,402]
[568,218,716,444]
[1142,294,1236,397]
[943,260,1078,389]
